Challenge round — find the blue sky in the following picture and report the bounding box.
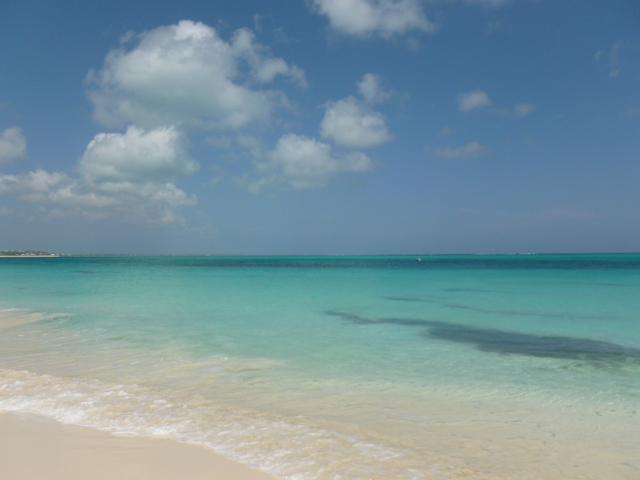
[0,0,638,254]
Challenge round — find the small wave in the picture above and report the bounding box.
[0,309,68,329]
[0,368,465,480]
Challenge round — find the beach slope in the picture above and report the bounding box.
[0,413,277,480]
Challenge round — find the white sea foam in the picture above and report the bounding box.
[0,368,459,480]
[2,365,638,480]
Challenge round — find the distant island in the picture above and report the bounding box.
[0,250,59,257]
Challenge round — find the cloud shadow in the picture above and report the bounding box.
[325,310,640,363]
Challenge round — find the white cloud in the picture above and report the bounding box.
[320,96,391,149]
[457,90,492,112]
[434,141,487,159]
[439,126,452,136]
[232,28,307,88]
[86,20,305,131]
[513,103,535,117]
[79,126,197,183]
[311,0,435,38]
[249,133,372,191]
[357,73,391,103]
[0,126,199,224]
[0,169,196,225]
[246,74,387,191]
[0,170,69,198]
[0,127,27,163]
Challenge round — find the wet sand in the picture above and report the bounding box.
[0,413,277,480]
[0,309,63,329]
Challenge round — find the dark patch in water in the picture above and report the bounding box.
[443,288,512,293]
[438,302,577,319]
[325,310,640,363]
[381,296,425,302]
[75,270,97,274]
[547,281,635,287]
[380,296,615,321]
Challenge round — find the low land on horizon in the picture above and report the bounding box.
[0,250,59,257]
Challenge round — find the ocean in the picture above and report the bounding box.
[0,255,639,479]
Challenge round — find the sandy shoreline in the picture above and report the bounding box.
[0,413,277,480]
[0,309,65,329]
[0,255,60,257]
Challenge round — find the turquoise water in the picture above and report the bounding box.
[1,255,639,479]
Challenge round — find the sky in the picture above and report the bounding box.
[0,0,638,254]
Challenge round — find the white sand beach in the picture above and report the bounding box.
[0,413,277,480]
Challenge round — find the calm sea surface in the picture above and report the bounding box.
[1,255,639,479]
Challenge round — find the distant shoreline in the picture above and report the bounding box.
[0,255,60,258]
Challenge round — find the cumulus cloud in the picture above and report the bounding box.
[320,97,391,149]
[0,127,27,163]
[79,126,197,183]
[357,73,391,103]
[249,133,372,191]
[86,20,305,131]
[513,103,535,117]
[434,141,487,159]
[0,126,198,224]
[0,170,195,223]
[0,170,195,224]
[318,73,392,149]
[0,170,69,199]
[311,0,435,38]
[246,73,387,191]
[457,90,492,112]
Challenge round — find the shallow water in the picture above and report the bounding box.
[0,255,639,479]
